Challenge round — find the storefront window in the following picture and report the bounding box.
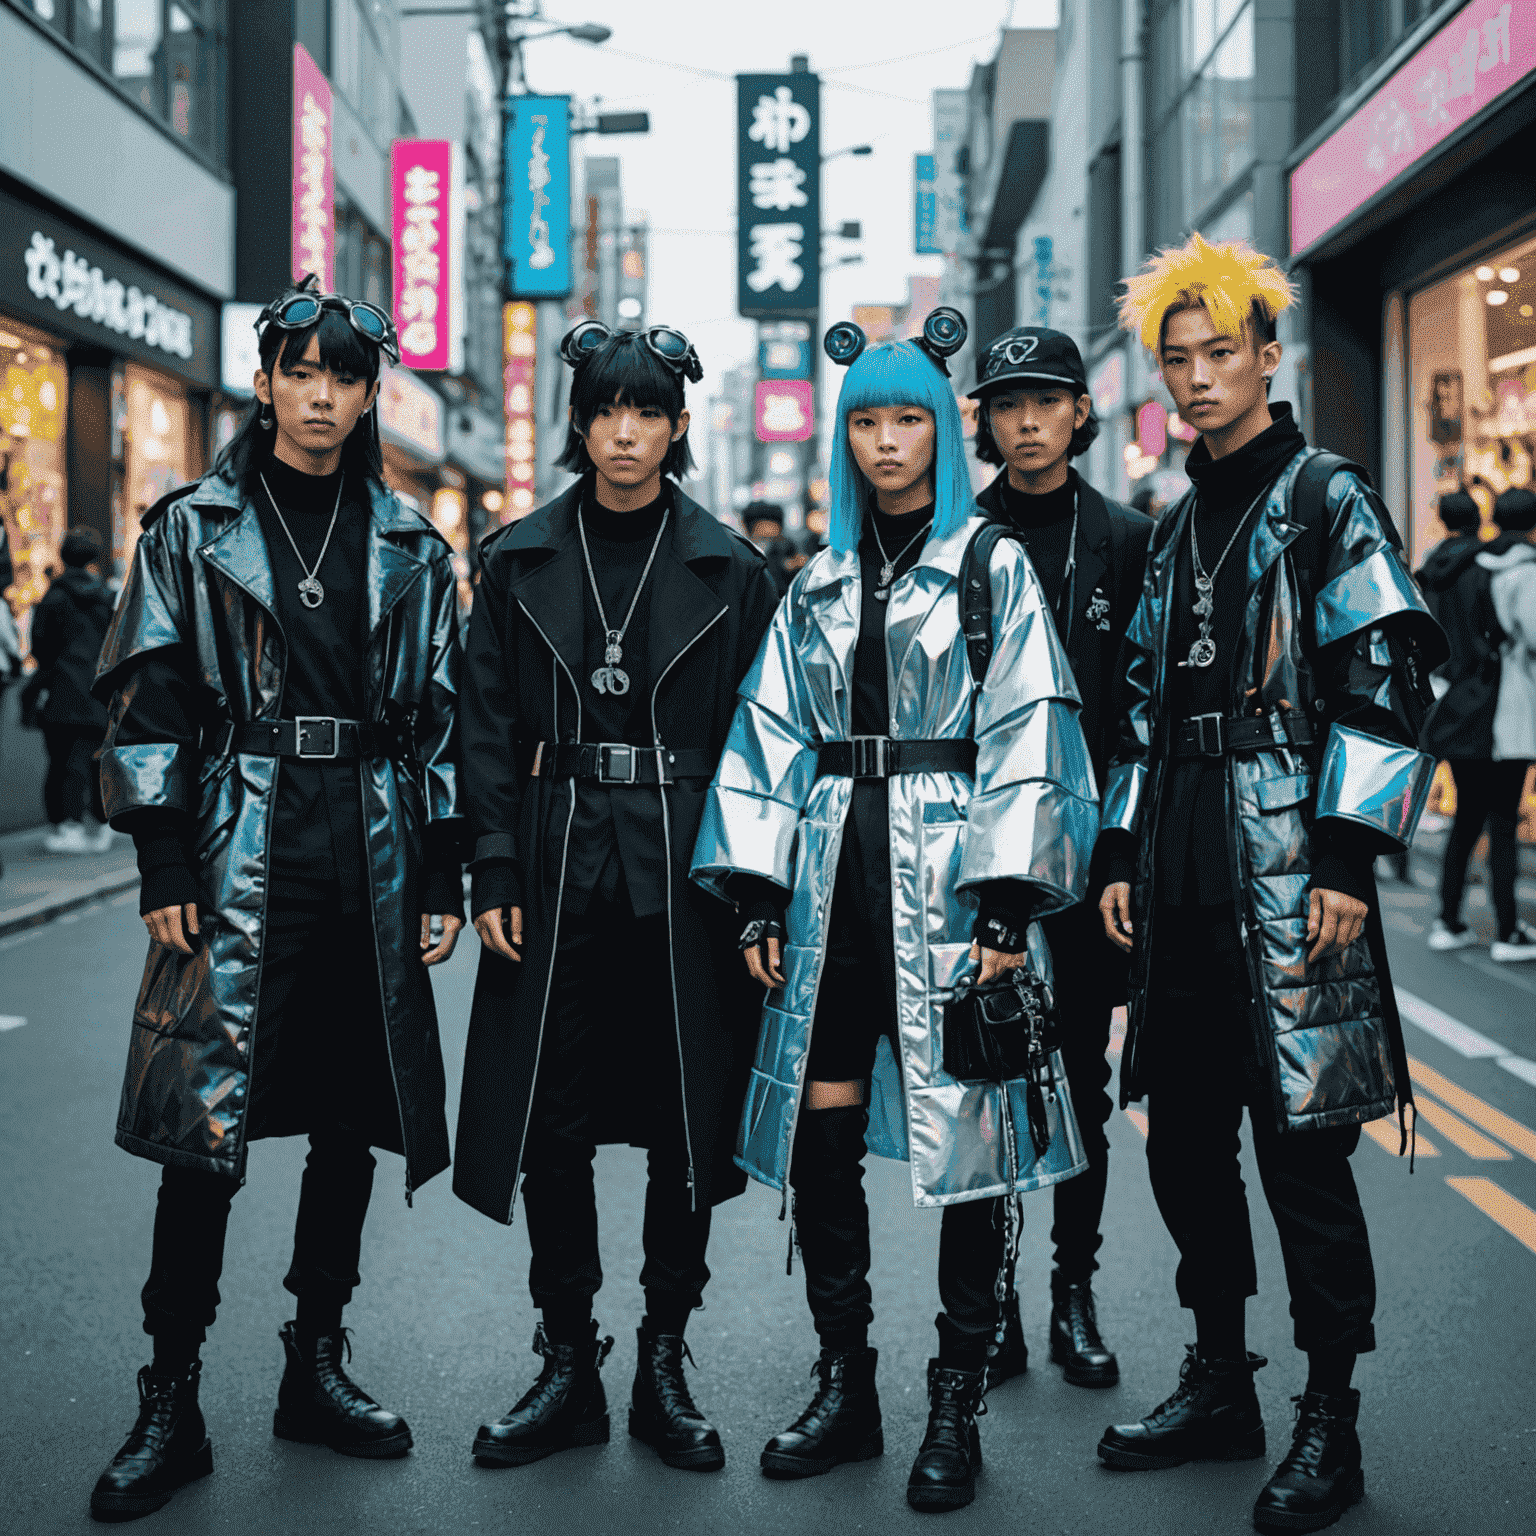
[1408,231,1536,560]
[118,365,191,574]
[112,0,227,168]
[0,320,68,655]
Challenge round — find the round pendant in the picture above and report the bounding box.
[297,576,324,609]
[1186,636,1218,668]
[874,586,890,603]
[591,666,631,696]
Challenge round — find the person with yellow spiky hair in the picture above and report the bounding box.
[1089,233,1448,1535]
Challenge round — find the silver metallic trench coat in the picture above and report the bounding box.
[691,516,1100,1207]
[1102,449,1444,1132]
[93,471,463,1195]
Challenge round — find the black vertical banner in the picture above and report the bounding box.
[736,73,821,320]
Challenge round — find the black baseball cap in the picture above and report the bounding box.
[968,326,1087,399]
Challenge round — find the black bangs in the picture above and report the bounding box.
[556,333,695,479]
[267,309,381,385]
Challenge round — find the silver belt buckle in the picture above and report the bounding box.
[850,736,888,778]
[1190,712,1223,757]
[599,743,637,784]
[295,716,340,759]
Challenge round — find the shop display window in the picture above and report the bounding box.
[117,365,191,574]
[0,319,69,655]
[1408,231,1536,559]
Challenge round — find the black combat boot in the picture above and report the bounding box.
[1252,1390,1365,1533]
[90,1364,213,1522]
[984,1290,1028,1390]
[1098,1345,1267,1470]
[473,1322,614,1467]
[1049,1272,1119,1387]
[628,1326,725,1472]
[273,1322,411,1458]
[760,1347,883,1478]
[906,1360,987,1512]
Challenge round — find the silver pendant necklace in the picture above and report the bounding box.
[260,471,344,610]
[577,503,671,695]
[1178,484,1270,668]
[869,512,932,602]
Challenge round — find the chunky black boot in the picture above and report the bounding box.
[90,1364,213,1522]
[628,1326,724,1472]
[1098,1345,1266,1470]
[906,1360,986,1512]
[273,1322,411,1458]
[473,1323,614,1467]
[1049,1273,1119,1387]
[1252,1390,1365,1533]
[760,1347,883,1478]
[984,1290,1028,1390]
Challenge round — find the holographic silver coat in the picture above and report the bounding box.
[93,472,462,1195]
[1102,449,1444,1132]
[692,517,1100,1207]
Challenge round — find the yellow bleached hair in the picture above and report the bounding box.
[1118,232,1297,352]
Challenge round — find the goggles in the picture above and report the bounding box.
[560,320,703,384]
[255,276,400,365]
[823,306,968,377]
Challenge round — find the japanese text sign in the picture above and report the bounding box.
[391,140,464,373]
[1291,0,1531,255]
[738,73,821,320]
[504,96,572,298]
[915,154,939,255]
[755,379,814,442]
[503,303,537,518]
[291,44,334,290]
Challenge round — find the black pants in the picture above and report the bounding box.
[42,724,104,824]
[140,890,391,1344]
[794,804,1005,1367]
[520,883,711,1340]
[1142,906,1376,1355]
[1441,758,1531,940]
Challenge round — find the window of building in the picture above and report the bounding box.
[1407,231,1536,560]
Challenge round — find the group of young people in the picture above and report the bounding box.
[84,236,1443,1532]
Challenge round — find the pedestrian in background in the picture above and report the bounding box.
[87,279,465,1522]
[744,499,796,597]
[30,526,114,853]
[969,324,1153,1394]
[694,315,1098,1513]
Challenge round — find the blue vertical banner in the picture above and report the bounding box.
[503,95,572,298]
[914,153,938,254]
[737,73,821,320]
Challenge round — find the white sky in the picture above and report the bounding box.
[516,0,1058,381]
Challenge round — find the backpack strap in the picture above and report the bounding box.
[960,520,1016,686]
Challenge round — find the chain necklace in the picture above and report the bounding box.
[869,512,933,602]
[1178,484,1270,668]
[259,471,344,610]
[576,504,671,695]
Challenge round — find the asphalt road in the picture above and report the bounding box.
[1,860,1532,1536]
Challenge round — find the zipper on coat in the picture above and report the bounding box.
[650,605,728,1214]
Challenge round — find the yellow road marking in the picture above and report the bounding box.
[1445,1177,1536,1256]
[1124,1108,1149,1138]
[1412,1099,1512,1160]
[1409,1057,1536,1162]
[1361,1118,1438,1157]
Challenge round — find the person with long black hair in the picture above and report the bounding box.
[86,277,465,1521]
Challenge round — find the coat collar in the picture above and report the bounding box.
[502,478,739,567]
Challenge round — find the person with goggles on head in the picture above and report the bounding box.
[86,276,465,1522]
[453,322,779,1476]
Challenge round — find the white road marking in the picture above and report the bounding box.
[0,1016,25,1032]
[1397,988,1536,1090]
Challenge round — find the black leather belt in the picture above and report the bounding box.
[532,741,715,785]
[1171,712,1315,758]
[230,717,402,760]
[815,737,978,780]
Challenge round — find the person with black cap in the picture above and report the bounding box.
[743,499,797,598]
[969,325,1153,1393]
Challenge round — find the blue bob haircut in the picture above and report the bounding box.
[827,340,975,555]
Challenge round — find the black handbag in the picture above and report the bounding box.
[943,972,1062,1157]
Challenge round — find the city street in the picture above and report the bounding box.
[1,850,1531,1536]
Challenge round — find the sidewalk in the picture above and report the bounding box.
[0,825,140,939]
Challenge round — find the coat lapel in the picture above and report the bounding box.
[198,496,279,622]
[645,494,732,697]
[1072,481,1112,647]
[364,482,429,643]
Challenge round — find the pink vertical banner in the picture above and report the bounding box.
[291,44,334,290]
[391,139,459,372]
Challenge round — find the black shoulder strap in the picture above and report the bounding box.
[960,520,1015,686]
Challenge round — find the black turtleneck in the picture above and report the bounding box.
[998,468,1078,620]
[854,503,932,734]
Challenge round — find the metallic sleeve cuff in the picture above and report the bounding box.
[957,782,1099,918]
[1100,760,1147,837]
[1314,547,1425,649]
[99,742,196,822]
[1315,724,1435,848]
[689,786,800,902]
[472,832,517,864]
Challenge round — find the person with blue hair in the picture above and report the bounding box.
[691,312,1100,1512]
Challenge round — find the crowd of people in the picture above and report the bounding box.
[1,236,1529,1532]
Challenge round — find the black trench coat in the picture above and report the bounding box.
[453,482,779,1223]
[93,470,464,1197]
